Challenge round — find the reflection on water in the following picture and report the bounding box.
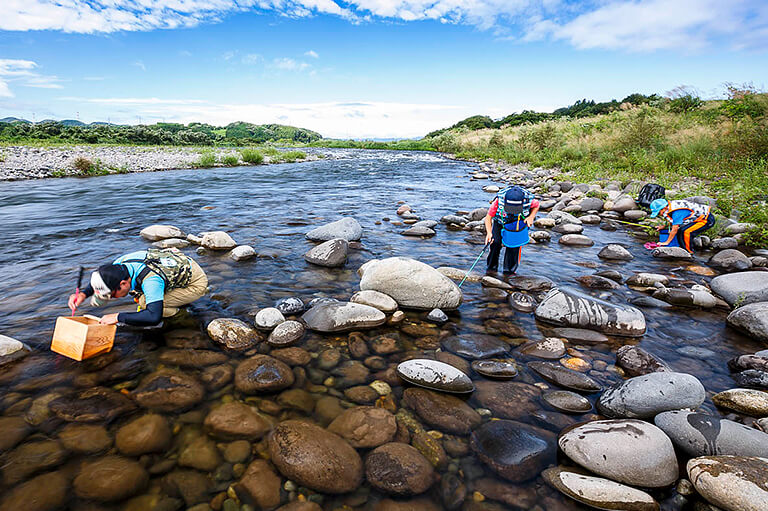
[0,149,761,509]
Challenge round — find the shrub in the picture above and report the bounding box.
[618,107,661,149]
[240,148,264,164]
[73,156,94,173]
[222,154,240,166]
[669,95,703,113]
[196,151,216,168]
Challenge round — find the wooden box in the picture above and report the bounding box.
[51,316,116,361]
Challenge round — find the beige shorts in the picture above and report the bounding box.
[139,258,208,317]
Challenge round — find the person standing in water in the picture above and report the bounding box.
[484,185,540,275]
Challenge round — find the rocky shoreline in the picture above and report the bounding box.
[0,145,323,181]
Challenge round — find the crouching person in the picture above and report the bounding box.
[484,185,540,275]
[67,248,208,326]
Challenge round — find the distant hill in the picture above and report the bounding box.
[0,117,31,124]
[60,119,87,127]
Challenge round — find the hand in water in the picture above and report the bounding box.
[99,313,119,325]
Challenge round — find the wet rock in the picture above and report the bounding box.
[74,456,148,502]
[535,287,646,337]
[730,354,768,373]
[201,231,237,250]
[230,245,256,261]
[233,459,282,509]
[435,351,471,375]
[134,370,204,412]
[279,388,316,412]
[598,372,705,418]
[207,318,261,351]
[713,388,768,416]
[534,217,556,228]
[328,406,397,447]
[304,238,349,267]
[508,292,536,312]
[471,420,556,482]
[254,307,286,330]
[162,470,211,506]
[474,380,541,419]
[200,363,234,390]
[268,420,363,494]
[528,361,601,392]
[553,223,584,235]
[302,302,386,332]
[140,224,184,241]
[709,249,752,272]
[630,295,674,309]
[471,359,518,379]
[276,503,322,511]
[655,410,768,457]
[727,302,768,342]
[267,320,305,347]
[687,456,768,511]
[559,234,594,247]
[0,334,27,362]
[627,272,669,288]
[0,416,30,452]
[396,359,474,393]
[58,423,112,454]
[365,442,435,496]
[508,275,554,292]
[332,360,371,387]
[203,401,271,440]
[403,387,481,434]
[734,369,768,389]
[596,269,623,282]
[2,440,66,485]
[306,217,363,241]
[616,345,671,376]
[559,419,678,487]
[359,257,462,310]
[543,467,659,511]
[437,266,481,283]
[576,275,621,289]
[543,390,592,414]
[548,210,582,225]
[350,290,398,313]
[711,272,768,307]
[426,308,448,324]
[49,386,136,422]
[653,287,718,307]
[442,334,510,359]
[441,214,468,224]
[276,296,305,315]
[519,337,566,359]
[652,246,693,260]
[116,414,172,455]
[481,275,512,290]
[179,435,221,471]
[0,470,69,511]
[472,478,537,510]
[552,327,609,344]
[158,348,229,367]
[530,230,551,243]
[598,244,634,261]
[235,355,294,394]
[402,225,436,236]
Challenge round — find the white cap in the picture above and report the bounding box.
[90,270,112,300]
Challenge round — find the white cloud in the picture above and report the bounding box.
[0,58,62,96]
[272,57,310,71]
[242,53,263,64]
[304,50,319,58]
[57,95,466,138]
[133,60,146,71]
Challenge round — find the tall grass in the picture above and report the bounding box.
[196,151,216,168]
[240,148,264,164]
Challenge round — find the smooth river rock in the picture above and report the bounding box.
[74,456,148,502]
[235,355,295,394]
[471,359,518,379]
[267,320,305,347]
[535,287,646,337]
[396,359,474,393]
[711,271,768,306]
[365,443,435,495]
[253,307,285,330]
[327,406,397,448]
[712,388,768,416]
[655,410,768,457]
[306,217,362,241]
[543,467,659,511]
[470,420,557,482]
[598,244,634,261]
[268,420,363,494]
[558,419,678,487]
[442,334,510,360]
[304,238,348,267]
[201,230,237,250]
[687,456,768,511]
[133,370,204,412]
[474,380,542,419]
[652,246,693,260]
[140,224,184,241]
[598,372,706,419]
[616,345,670,376]
[207,318,261,351]
[358,257,462,310]
[528,361,601,392]
[302,302,386,332]
[559,234,594,247]
[403,387,481,435]
[115,414,171,456]
[727,302,768,342]
[709,249,753,272]
[350,290,398,313]
[543,390,592,414]
[204,401,272,440]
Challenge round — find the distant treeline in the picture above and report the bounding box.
[0,120,323,146]
[426,93,664,137]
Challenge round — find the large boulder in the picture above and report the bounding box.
[687,456,768,511]
[728,302,768,342]
[269,420,363,494]
[358,257,462,310]
[140,224,184,241]
[302,302,386,332]
[709,249,753,272]
[304,239,349,267]
[534,287,646,337]
[201,231,237,250]
[306,217,362,242]
[597,372,706,418]
[711,272,768,306]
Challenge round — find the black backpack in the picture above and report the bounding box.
[637,184,666,208]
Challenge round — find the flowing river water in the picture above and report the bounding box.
[0,149,763,510]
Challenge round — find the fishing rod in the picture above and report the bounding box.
[72,266,84,316]
[458,242,490,288]
[609,219,650,228]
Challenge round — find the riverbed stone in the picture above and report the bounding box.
[559,234,594,246]
[269,420,363,494]
[709,249,752,272]
[471,359,518,379]
[0,416,30,452]
[2,440,67,485]
[552,327,609,344]
[576,275,621,290]
[230,245,256,261]
[712,388,768,416]
[0,470,69,511]
[306,217,362,241]
[254,307,285,330]
[140,224,184,241]
[687,456,768,511]
[652,246,693,260]
[528,361,601,392]
[350,290,398,313]
[49,386,137,422]
[542,467,659,511]
[543,390,592,414]
[553,223,584,235]
[442,334,510,360]
[74,456,148,502]
[598,244,634,261]
[328,406,397,448]
[535,287,646,337]
[275,296,305,315]
[402,225,436,236]
[58,423,112,454]
[204,401,271,440]
[508,292,536,312]
[235,355,294,394]
[366,442,435,495]
[302,301,386,332]
[115,414,171,455]
[304,238,349,267]
[616,345,670,376]
[598,372,706,418]
[558,419,678,487]
[207,318,261,351]
[403,387,481,435]
[548,210,582,225]
[519,337,566,359]
[133,369,204,412]
[233,459,281,509]
[396,358,474,393]
[652,287,718,308]
[426,308,448,323]
[474,380,542,419]
[711,272,768,306]
[158,348,229,367]
[201,230,237,250]
[627,272,669,288]
[655,410,768,457]
[471,420,556,482]
[267,320,305,347]
[727,302,768,342]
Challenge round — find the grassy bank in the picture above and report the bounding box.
[427,95,768,246]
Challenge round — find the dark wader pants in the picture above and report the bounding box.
[487,221,522,274]
[677,213,716,252]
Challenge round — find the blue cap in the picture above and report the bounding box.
[649,198,669,218]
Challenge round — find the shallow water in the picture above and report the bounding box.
[0,149,762,510]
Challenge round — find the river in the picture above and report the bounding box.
[0,149,762,510]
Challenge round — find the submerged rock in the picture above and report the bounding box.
[396,359,474,394]
[306,217,362,241]
[235,355,294,394]
[528,361,601,392]
[687,456,768,511]
[133,370,204,412]
[2,440,67,485]
[403,387,481,435]
[474,380,541,419]
[616,345,670,376]
[204,401,272,440]
[597,372,706,418]
[207,318,261,351]
[328,406,397,448]
[509,292,536,312]
[304,238,349,267]
[471,359,518,379]
[655,410,768,458]
[116,414,172,456]
[49,386,136,422]
[441,334,510,360]
[542,390,592,414]
[543,467,659,511]
[302,302,386,332]
[535,287,646,337]
[0,471,69,511]
[234,459,281,510]
[74,456,148,502]
[470,420,556,482]
[366,442,435,496]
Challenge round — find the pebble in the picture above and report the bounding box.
[396,359,474,393]
[542,390,592,414]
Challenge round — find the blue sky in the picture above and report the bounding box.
[1,0,767,138]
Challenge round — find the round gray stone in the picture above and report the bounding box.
[598,372,705,419]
